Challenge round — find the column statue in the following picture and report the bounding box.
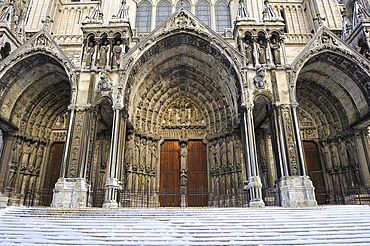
[338,138,349,170]
[244,40,254,66]
[346,138,362,185]
[125,134,135,166]
[20,142,32,171]
[151,142,157,168]
[112,41,122,68]
[98,42,108,67]
[270,38,281,65]
[227,136,234,165]
[221,138,227,166]
[322,141,332,173]
[140,138,146,168]
[258,39,267,64]
[7,138,22,189]
[258,134,267,173]
[330,142,341,172]
[85,42,95,68]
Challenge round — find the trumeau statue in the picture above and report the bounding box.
[180,142,187,168]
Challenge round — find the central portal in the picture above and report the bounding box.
[160,140,207,207]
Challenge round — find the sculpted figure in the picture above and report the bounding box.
[346,138,358,169]
[20,142,32,171]
[180,142,188,169]
[99,42,108,67]
[338,138,349,170]
[112,41,122,68]
[151,142,157,168]
[34,145,44,173]
[85,42,95,67]
[227,137,234,165]
[221,138,227,166]
[330,142,341,172]
[133,136,140,167]
[180,169,187,186]
[244,40,254,65]
[125,134,135,166]
[258,135,267,172]
[7,138,22,188]
[140,138,146,166]
[215,140,221,168]
[322,141,332,173]
[254,68,266,88]
[258,39,267,64]
[146,140,151,167]
[270,38,281,65]
[209,141,215,169]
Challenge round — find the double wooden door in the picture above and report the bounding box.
[160,140,207,207]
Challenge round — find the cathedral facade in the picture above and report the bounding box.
[0,0,369,208]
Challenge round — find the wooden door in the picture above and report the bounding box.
[160,141,180,207]
[187,141,208,207]
[303,141,326,204]
[44,142,64,206]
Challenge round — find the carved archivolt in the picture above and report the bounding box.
[290,27,370,108]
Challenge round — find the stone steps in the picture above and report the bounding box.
[0,205,370,245]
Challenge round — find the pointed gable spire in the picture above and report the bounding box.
[341,8,352,41]
[236,0,252,20]
[262,0,283,22]
[113,0,129,21]
[0,1,14,31]
[83,0,103,24]
[352,0,370,30]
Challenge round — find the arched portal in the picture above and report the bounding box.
[121,32,244,207]
[295,50,370,203]
[0,52,73,206]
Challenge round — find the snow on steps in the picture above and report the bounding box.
[0,205,370,245]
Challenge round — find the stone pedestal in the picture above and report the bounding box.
[102,178,120,208]
[0,192,9,206]
[246,176,265,208]
[279,176,317,207]
[51,178,89,208]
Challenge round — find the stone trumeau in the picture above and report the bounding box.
[0,0,369,209]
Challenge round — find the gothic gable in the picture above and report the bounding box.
[291,26,370,87]
[0,28,77,88]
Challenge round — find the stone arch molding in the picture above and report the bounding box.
[290,26,370,105]
[119,8,245,134]
[0,28,78,93]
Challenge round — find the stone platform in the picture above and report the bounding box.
[0,205,370,245]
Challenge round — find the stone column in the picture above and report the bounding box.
[355,131,370,186]
[79,41,86,68]
[280,37,288,66]
[103,106,127,208]
[267,36,274,67]
[51,106,93,208]
[277,104,317,207]
[242,103,265,208]
[291,104,306,176]
[179,139,188,208]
